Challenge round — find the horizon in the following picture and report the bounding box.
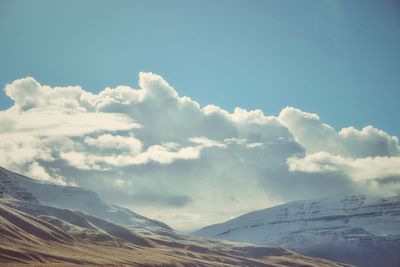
[1,0,400,232]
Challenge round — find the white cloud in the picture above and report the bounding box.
[84,134,143,154]
[338,126,400,157]
[5,77,94,112]
[61,136,226,169]
[246,142,264,149]
[0,110,139,137]
[189,137,227,148]
[26,162,68,185]
[1,72,399,230]
[224,137,247,145]
[288,152,400,182]
[279,107,400,157]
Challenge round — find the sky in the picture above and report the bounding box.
[1,0,400,136]
[0,0,400,232]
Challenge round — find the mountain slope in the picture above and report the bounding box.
[0,167,350,266]
[194,194,400,267]
[0,200,349,266]
[0,166,170,233]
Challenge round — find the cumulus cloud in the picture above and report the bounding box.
[288,152,400,182]
[5,77,93,112]
[60,136,226,171]
[279,107,400,157]
[1,72,399,231]
[84,134,143,154]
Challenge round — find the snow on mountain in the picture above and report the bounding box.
[0,200,350,266]
[0,166,350,266]
[0,166,171,233]
[194,194,400,267]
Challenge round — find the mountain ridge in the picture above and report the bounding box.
[194,194,400,267]
[0,166,172,232]
[0,165,350,266]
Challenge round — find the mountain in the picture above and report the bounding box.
[0,166,349,266]
[194,194,400,267]
[0,166,171,233]
[0,201,348,266]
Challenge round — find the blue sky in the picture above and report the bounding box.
[1,0,399,135]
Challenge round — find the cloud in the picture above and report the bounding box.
[0,110,139,137]
[130,191,192,208]
[60,136,226,170]
[1,72,399,231]
[26,162,68,185]
[5,77,93,112]
[279,107,400,157]
[84,134,143,154]
[288,152,400,182]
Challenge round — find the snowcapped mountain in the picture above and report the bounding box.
[0,166,350,266]
[194,194,400,267]
[0,166,171,233]
[0,201,349,266]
